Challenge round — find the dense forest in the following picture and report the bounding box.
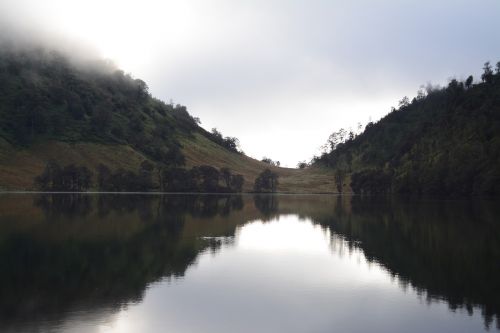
[0,43,250,191]
[0,45,194,162]
[316,62,500,196]
[34,160,245,193]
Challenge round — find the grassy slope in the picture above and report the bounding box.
[180,133,340,193]
[0,137,146,191]
[0,45,341,193]
[0,133,340,193]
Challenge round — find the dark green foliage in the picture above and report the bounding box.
[192,165,220,192]
[96,164,112,190]
[0,46,199,164]
[350,169,392,195]
[334,168,346,193]
[317,61,500,196]
[207,128,243,154]
[254,168,279,192]
[297,161,308,169]
[261,157,280,166]
[220,167,244,192]
[221,167,232,189]
[34,161,93,191]
[95,163,155,192]
[0,45,249,194]
[66,161,246,193]
[482,62,494,83]
[465,75,473,89]
[161,166,244,193]
[138,160,155,190]
[162,168,193,192]
[230,174,245,192]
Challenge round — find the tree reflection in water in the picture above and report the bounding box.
[0,194,244,331]
[0,194,497,331]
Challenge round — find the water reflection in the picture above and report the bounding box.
[0,194,245,332]
[318,197,500,330]
[0,194,498,332]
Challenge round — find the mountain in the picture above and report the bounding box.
[315,62,500,196]
[0,44,336,192]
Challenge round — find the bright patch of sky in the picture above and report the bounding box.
[2,0,500,166]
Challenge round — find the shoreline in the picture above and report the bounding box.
[0,190,344,196]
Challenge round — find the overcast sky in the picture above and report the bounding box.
[2,0,500,166]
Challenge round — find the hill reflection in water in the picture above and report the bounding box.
[0,194,497,332]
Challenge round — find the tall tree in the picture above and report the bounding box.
[221,167,232,189]
[465,75,473,89]
[481,62,493,83]
[254,169,279,193]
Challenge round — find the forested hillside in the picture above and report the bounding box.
[0,45,200,160]
[0,43,337,193]
[0,44,247,191]
[316,62,500,196]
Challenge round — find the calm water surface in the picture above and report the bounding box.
[0,194,498,332]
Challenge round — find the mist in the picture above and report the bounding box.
[2,0,500,166]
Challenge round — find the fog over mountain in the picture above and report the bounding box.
[1,0,500,166]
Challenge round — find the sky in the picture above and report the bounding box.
[1,0,500,166]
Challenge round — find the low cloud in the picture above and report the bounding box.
[2,0,500,166]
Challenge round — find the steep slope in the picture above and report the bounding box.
[0,45,197,160]
[0,44,337,193]
[316,65,500,196]
[0,44,195,190]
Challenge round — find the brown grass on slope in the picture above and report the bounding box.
[180,133,343,193]
[0,138,145,191]
[0,134,343,193]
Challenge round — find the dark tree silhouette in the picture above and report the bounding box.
[334,169,346,193]
[254,169,279,193]
[97,164,112,191]
[221,167,232,189]
[297,161,308,169]
[35,161,93,191]
[481,61,493,83]
[209,128,242,154]
[231,174,245,192]
[465,75,473,89]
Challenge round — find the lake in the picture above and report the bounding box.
[0,193,498,333]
